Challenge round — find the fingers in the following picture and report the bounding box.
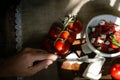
[16,48,58,76]
[23,48,58,61]
[32,53,58,61]
[27,48,58,61]
[29,59,53,73]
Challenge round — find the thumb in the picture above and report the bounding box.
[30,60,53,73]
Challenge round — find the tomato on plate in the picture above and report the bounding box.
[110,64,120,80]
[54,39,70,55]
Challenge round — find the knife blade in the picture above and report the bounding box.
[54,56,87,62]
[54,56,104,63]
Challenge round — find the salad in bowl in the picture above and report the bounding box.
[86,14,120,57]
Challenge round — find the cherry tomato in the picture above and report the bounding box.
[109,24,116,33]
[68,23,74,30]
[60,31,76,43]
[89,32,96,38]
[110,64,120,80]
[68,31,76,43]
[48,23,62,40]
[100,43,109,53]
[54,39,70,55]
[60,31,70,39]
[96,26,102,35]
[68,20,83,34]
[42,38,55,53]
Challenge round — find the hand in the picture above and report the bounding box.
[0,48,58,77]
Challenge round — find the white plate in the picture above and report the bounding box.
[85,14,120,57]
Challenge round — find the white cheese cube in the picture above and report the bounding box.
[97,47,101,50]
[115,25,120,31]
[98,39,104,43]
[91,38,96,43]
[99,20,105,25]
[82,56,105,80]
[101,34,106,39]
[92,27,95,32]
[105,41,110,45]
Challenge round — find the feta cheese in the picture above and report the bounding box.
[105,41,110,45]
[97,47,101,50]
[101,34,106,39]
[92,27,95,32]
[115,25,120,31]
[99,20,105,25]
[91,38,96,43]
[98,39,104,43]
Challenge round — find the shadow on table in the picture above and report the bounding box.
[22,0,120,80]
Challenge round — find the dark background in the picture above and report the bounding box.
[0,0,18,32]
[0,0,20,58]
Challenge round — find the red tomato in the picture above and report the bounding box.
[42,38,55,53]
[73,20,83,33]
[111,44,119,49]
[60,30,76,43]
[69,23,74,29]
[109,24,116,33]
[48,24,62,40]
[97,26,102,35]
[68,20,83,34]
[100,43,109,53]
[68,32,76,43]
[60,31,70,39]
[54,39,69,55]
[110,64,120,80]
[89,32,96,38]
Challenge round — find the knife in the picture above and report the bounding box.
[54,56,104,63]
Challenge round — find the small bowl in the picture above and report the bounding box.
[85,14,120,57]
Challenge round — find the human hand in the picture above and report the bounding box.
[0,48,58,77]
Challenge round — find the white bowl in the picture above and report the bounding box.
[85,14,120,57]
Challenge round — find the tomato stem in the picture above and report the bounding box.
[54,15,76,46]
